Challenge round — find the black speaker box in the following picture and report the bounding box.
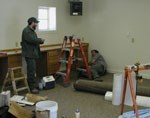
[70,1,82,16]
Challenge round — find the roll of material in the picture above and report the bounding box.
[136,96,150,107]
[112,73,123,106]
[105,91,150,108]
[137,86,150,97]
[104,91,112,101]
[110,73,136,106]
[124,72,136,106]
[74,80,112,95]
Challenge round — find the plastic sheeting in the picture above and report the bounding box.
[136,96,150,107]
[112,73,123,105]
[104,91,112,101]
[124,72,136,106]
[118,109,150,118]
[105,91,150,108]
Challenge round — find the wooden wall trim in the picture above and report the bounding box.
[0,43,89,53]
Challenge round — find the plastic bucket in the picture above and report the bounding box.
[36,100,58,118]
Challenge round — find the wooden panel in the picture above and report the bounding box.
[47,49,60,74]
[0,57,8,84]
[47,56,59,62]
[36,52,47,78]
[47,50,59,57]
[0,43,88,81]
[83,46,88,52]
[48,63,58,74]
[8,54,22,68]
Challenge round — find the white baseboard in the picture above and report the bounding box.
[107,68,150,79]
[107,68,124,74]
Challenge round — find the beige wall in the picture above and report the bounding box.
[1,0,150,77]
[0,0,88,49]
[85,0,150,78]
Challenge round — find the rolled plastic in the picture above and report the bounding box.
[104,91,112,101]
[136,96,150,107]
[124,72,136,106]
[105,91,150,108]
[112,73,123,106]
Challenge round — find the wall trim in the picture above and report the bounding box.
[107,68,150,79]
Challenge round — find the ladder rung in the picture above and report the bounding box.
[56,72,66,76]
[59,59,75,64]
[72,58,77,61]
[74,47,80,50]
[10,66,22,70]
[63,48,70,51]
[77,68,87,72]
[59,59,68,64]
[16,87,28,92]
[75,58,83,61]
[3,86,12,89]
[13,77,25,81]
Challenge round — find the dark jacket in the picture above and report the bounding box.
[21,26,43,58]
[92,53,107,71]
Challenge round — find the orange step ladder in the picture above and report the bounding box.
[55,36,92,85]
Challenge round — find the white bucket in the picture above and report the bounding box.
[36,100,58,118]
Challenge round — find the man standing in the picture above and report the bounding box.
[89,50,107,79]
[21,17,45,94]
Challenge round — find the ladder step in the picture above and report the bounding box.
[74,47,80,50]
[3,86,12,90]
[75,58,83,61]
[56,71,66,76]
[16,87,29,92]
[63,48,70,51]
[77,68,87,72]
[59,59,75,64]
[59,59,68,64]
[72,58,77,62]
[10,66,22,70]
[13,77,25,81]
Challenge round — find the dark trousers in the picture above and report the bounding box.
[90,64,104,79]
[25,57,37,90]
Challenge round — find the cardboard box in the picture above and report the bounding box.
[36,111,49,118]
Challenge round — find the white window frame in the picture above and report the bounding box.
[38,6,56,31]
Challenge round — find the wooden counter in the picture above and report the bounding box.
[0,43,89,84]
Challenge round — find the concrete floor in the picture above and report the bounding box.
[24,73,146,118]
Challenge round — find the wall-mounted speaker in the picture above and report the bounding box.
[70,1,82,16]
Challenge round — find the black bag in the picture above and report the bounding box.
[0,106,15,118]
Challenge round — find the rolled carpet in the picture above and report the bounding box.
[74,79,112,95]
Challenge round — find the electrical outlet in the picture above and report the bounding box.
[131,38,135,43]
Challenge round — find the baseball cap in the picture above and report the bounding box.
[27,17,39,24]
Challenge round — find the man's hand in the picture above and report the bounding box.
[89,59,95,65]
[41,39,45,42]
[40,39,45,44]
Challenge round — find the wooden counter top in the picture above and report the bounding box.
[0,43,89,56]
